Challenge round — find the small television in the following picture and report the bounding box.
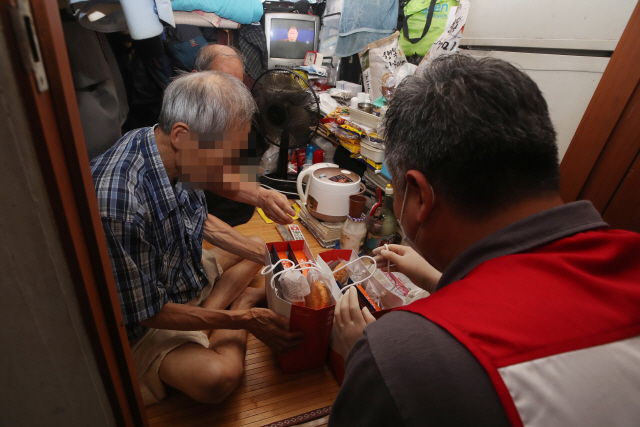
[264,13,320,70]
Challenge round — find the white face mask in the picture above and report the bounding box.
[398,182,435,253]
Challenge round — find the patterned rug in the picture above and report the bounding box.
[259,405,331,427]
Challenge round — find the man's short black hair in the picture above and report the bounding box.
[384,54,560,219]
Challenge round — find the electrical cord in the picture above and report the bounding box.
[260,175,297,183]
[260,183,299,196]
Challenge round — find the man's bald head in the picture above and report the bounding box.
[195,44,244,81]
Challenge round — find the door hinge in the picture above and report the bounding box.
[9,0,49,92]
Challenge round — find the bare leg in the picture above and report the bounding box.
[201,235,265,334]
[201,259,263,311]
[157,288,262,404]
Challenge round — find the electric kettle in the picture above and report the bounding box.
[297,163,364,222]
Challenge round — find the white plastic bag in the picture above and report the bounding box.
[415,0,472,75]
[279,269,310,305]
[258,143,279,176]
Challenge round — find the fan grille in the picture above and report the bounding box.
[252,69,321,148]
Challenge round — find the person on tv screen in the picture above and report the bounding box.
[270,23,311,60]
[286,26,299,42]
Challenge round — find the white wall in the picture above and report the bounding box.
[462,49,609,160]
[458,0,637,160]
[461,0,636,51]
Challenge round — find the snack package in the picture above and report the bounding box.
[353,279,382,312]
[331,259,351,286]
[305,268,333,310]
[279,269,310,306]
[359,31,408,102]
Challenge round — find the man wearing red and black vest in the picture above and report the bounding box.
[329,55,640,427]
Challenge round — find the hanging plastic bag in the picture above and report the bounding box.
[415,0,471,74]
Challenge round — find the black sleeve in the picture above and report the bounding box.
[328,334,405,427]
[330,312,511,427]
[354,311,511,427]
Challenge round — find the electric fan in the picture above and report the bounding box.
[252,69,321,193]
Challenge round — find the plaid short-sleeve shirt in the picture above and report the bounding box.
[91,127,209,341]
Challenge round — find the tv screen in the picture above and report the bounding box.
[269,18,316,59]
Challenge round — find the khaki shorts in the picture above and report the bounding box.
[131,248,222,405]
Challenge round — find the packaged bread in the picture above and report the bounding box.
[305,280,331,310]
[332,260,350,285]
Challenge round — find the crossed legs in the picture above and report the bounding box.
[157,235,265,404]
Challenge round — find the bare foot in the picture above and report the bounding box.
[231,287,266,310]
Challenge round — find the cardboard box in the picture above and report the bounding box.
[264,241,339,373]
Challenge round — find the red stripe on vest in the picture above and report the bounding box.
[399,229,640,426]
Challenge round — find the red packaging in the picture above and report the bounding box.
[288,149,298,174]
[312,149,325,164]
[265,241,339,373]
[317,249,406,385]
[296,148,306,172]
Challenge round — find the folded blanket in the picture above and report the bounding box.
[173,11,240,29]
[171,0,263,25]
[335,0,398,57]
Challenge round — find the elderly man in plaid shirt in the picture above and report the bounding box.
[91,71,303,406]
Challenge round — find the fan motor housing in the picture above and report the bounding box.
[266,104,288,127]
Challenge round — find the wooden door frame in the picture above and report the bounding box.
[2,1,147,425]
[560,1,640,205]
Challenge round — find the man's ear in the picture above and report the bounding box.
[405,170,435,222]
[170,122,191,150]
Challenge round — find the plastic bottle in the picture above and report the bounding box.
[340,195,368,253]
[312,149,324,164]
[365,184,398,254]
[305,145,317,165]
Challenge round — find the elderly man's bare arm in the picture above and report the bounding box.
[202,214,266,264]
[139,302,303,353]
[208,182,296,225]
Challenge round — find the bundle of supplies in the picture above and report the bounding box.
[262,241,376,372]
[319,248,429,384]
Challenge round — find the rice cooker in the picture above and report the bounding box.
[297,163,363,222]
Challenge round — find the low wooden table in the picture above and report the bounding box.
[145,211,339,427]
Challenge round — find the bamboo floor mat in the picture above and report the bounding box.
[145,335,339,427]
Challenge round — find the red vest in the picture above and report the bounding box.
[399,229,640,427]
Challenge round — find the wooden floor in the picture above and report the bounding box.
[145,210,338,427]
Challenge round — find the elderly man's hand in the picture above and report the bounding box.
[333,287,376,360]
[257,188,296,225]
[245,307,304,353]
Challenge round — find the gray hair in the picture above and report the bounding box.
[384,55,559,218]
[158,70,257,134]
[194,44,244,72]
